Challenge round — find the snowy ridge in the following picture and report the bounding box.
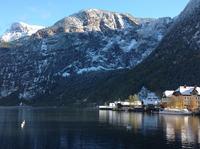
[0,22,44,42]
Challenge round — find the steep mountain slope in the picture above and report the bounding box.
[95,0,200,99]
[0,9,173,105]
[0,22,44,42]
[132,0,200,91]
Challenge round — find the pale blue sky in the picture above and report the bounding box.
[0,0,189,34]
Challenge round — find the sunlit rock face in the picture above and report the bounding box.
[0,9,173,101]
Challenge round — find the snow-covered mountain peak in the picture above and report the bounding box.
[9,22,44,33]
[0,22,44,42]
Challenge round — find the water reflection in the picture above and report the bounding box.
[99,110,200,148]
[160,115,200,148]
[0,107,101,149]
[99,110,142,128]
[99,110,159,134]
[0,107,200,149]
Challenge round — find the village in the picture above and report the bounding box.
[99,85,200,115]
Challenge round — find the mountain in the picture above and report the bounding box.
[0,9,173,105]
[94,0,200,99]
[133,0,200,91]
[34,9,172,72]
[0,22,44,42]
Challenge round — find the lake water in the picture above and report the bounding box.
[0,107,200,149]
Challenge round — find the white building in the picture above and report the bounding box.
[142,93,160,106]
[114,101,142,107]
[99,100,142,110]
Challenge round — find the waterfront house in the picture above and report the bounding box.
[142,93,160,106]
[161,90,175,107]
[99,100,142,110]
[161,85,200,112]
[114,101,142,108]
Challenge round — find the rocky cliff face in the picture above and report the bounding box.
[0,9,173,103]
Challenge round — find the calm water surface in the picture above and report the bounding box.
[0,107,200,149]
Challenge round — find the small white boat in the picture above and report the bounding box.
[159,108,192,115]
[21,120,25,128]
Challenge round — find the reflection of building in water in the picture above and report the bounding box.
[99,110,142,130]
[166,123,175,141]
[141,114,159,134]
[198,126,200,144]
[99,111,160,134]
[181,117,194,144]
[161,115,200,146]
[100,110,200,147]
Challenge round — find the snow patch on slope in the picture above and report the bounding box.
[77,66,110,74]
[62,72,70,77]
[120,39,138,52]
[137,17,172,41]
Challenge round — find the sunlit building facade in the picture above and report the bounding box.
[161,85,200,111]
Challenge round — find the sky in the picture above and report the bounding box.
[0,0,189,34]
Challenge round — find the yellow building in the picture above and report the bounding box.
[161,86,200,112]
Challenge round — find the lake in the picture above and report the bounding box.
[0,107,200,149]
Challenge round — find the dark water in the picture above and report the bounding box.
[0,107,200,149]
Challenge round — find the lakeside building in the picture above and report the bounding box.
[99,100,142,110]
[161,85,200,112]
[142,93,160,106]
[115,101,142,107]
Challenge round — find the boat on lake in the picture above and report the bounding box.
[159,108,192,115]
